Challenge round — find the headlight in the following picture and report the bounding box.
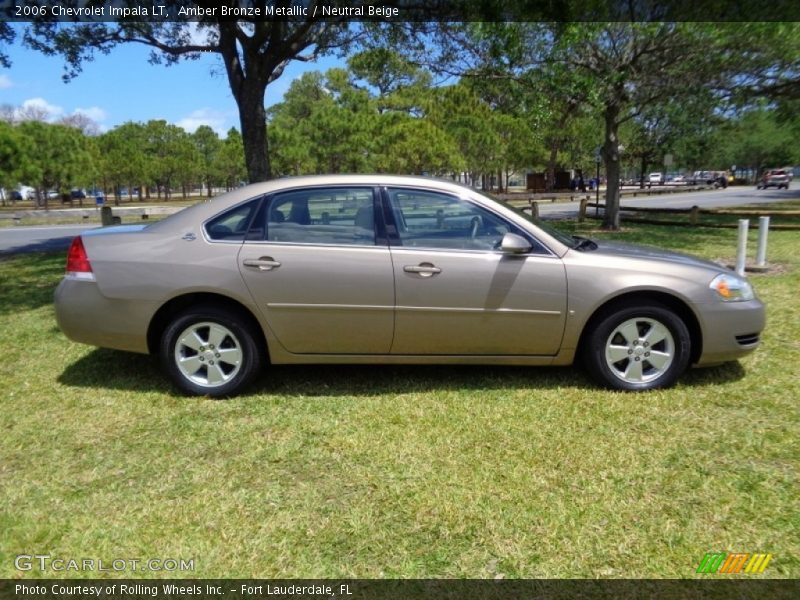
[709,273,755,302]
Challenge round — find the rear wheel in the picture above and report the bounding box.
[160,305,264,397]
[583,303,691,391]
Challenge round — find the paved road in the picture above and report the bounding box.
[538,185,799,219]
[0,224,98,255]
[1,187,796,254]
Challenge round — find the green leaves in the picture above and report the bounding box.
[17,121,91,203]
[0,120,34,190]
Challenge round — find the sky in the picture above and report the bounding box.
[1,25,342,136]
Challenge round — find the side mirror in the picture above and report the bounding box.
[500,232,532,254]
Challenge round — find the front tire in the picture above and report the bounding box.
[160,305,264,397]
[583,303,691,391]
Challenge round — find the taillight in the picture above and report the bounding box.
[65,236,94,279]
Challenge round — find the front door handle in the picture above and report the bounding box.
[243,257,281,271]
[403,263,441,277]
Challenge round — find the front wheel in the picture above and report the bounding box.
[583,303,691,391]
[160,305,264,397]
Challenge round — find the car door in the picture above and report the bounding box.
[237,186,395,354]
[385,187,567,356]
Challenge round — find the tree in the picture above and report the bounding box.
[193,126,221,197]
[423,21,800,228]
[0,21,13,68]
[371,113,463,175]
[59,112,102,136]
[20,5,367,182]
[268,69,376,175]
[709,107,795,179]
[0,121,34,205]
[216,128,246,190]
[99,122,150,205]
[17,121,91,209]
[427,83,503,188]
[144,120,196,200]
[620,97,714,187]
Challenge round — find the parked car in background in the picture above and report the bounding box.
[55,175,765,397]
[13,185,36,201]
[757,169,791,189]
[687,171,727,188]
[648,172,664,185]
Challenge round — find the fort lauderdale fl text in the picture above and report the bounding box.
[15,583,353,597]
[32,3,401,18]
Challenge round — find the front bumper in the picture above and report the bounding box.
[695,298,766,365]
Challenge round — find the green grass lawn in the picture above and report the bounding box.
[0,223,797,579]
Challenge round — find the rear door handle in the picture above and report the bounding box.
[243,257,281,271]
[403,263,441,277]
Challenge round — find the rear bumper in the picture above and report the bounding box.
[695,298,766,365]
[55,277,152,354]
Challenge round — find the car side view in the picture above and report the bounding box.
[55,175,765,397]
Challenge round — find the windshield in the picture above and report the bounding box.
[473,189,579,248]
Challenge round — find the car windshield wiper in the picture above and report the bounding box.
[572,235,598,251]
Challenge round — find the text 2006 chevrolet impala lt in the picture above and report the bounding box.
[55,175,765,397]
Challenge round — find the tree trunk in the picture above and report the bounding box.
[639,157,648,189]
[546,143,559,192]
[236,83,271,183]
[602,107,622,230]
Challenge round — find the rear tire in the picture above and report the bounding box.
[583,302,691,391]
[160,305,264,398]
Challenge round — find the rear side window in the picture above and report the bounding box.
[205,199,260,241]
[254,187,377,246]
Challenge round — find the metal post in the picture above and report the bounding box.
[756,216,770,267]
[735,219,749,277]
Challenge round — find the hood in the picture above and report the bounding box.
[588,240,728,272]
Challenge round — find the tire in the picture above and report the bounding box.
[160,305,264,398]
[583,302,691,391]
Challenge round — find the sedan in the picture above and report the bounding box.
[55,175,765,397]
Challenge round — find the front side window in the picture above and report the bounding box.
[257,187,377,246]
[387,188,514,251]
